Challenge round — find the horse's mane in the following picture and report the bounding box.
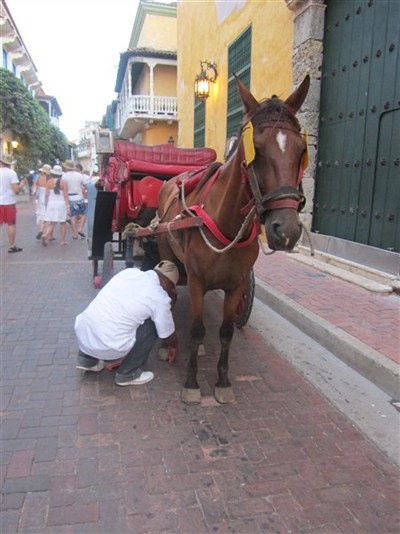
[196,161,223,191]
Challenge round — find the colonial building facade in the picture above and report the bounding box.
[112,1,178,146]
[176,0,399,266]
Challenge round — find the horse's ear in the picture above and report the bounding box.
[235,74,259,114]
[285,75,310,113]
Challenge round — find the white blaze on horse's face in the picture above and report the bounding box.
[276,130,287,154]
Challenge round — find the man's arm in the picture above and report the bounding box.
[162,331,178,363]
[11,177,27,194]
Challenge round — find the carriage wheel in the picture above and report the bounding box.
[233,269,255,328]
[101,241,114,288]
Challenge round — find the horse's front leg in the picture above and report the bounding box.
[214,291,242,404]
[182,278,205,405]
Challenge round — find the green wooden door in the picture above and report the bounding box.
[313,0,400,252]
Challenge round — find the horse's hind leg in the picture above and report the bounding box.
[214,319,235,404]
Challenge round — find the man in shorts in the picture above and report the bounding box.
[0,153,27,253]
[61,160,88,240]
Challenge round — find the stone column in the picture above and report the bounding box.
[286,0,326,233]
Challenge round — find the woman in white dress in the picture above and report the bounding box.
[42,165,70,246]
[33,163,51,240]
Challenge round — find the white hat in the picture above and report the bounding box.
[0,154,16,165]
[38,164,52,175]
[50,165,63,176]
[154,260,179,286]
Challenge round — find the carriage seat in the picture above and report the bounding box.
[106,142,218,220]
[114,141,217,179]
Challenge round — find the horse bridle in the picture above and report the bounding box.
[243,116,306,217]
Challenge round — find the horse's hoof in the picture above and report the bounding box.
[214,386,235,404]
[198,344,206,356]
[181,388,201,404]
[158,347,168,361]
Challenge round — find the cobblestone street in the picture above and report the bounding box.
[1,198,399,533]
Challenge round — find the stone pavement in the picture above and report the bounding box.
[1,196,399,533]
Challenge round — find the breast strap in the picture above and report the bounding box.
[185,204,258,248]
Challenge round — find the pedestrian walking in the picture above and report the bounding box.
[42,165,70,246]
[62,160,88,240]
[75,260,179,386]
[32,163,51,240]
[0,153,27,253]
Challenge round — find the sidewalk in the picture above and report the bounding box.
[253,247,400,399]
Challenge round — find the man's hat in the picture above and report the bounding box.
[154,260,179,286]
[0,154,16,166]
[50,165,63,176]
[38,164,52,175]
[62,160,75,170]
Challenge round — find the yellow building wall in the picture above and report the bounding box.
[136,14,177,50]
[177,0,294,159]
[134,64,176,96]
[142,123,178,147]
[153,65,177,96]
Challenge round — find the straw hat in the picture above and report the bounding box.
[154,260,179,286]
[62,160,75,170]
[0,154,16,166]
[38,164,52,175]
[50,165,63,176]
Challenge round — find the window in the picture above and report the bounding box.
[193,97,205,147]
[226,26,252,138]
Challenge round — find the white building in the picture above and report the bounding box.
[77,121,101,175]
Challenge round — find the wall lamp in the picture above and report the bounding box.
[194,60,218,101]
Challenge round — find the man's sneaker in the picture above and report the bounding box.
[115,371,154,386]
[76,361,105,372]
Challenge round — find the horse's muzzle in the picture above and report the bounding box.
[264,210,302,250]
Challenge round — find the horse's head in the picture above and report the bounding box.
[237,75,310,251]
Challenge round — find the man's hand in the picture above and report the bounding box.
[167,346,177,364]
[163,332,177,364]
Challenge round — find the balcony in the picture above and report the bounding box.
[118,94,178,139]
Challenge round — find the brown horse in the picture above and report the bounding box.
[157,75,310,404]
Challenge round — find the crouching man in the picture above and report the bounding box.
[75,260,179,386]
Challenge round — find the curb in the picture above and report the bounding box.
[254,277,400,400]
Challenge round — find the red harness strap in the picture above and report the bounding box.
[264,198,301,210]
[180,165,258,248]
[186,204,258,248]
